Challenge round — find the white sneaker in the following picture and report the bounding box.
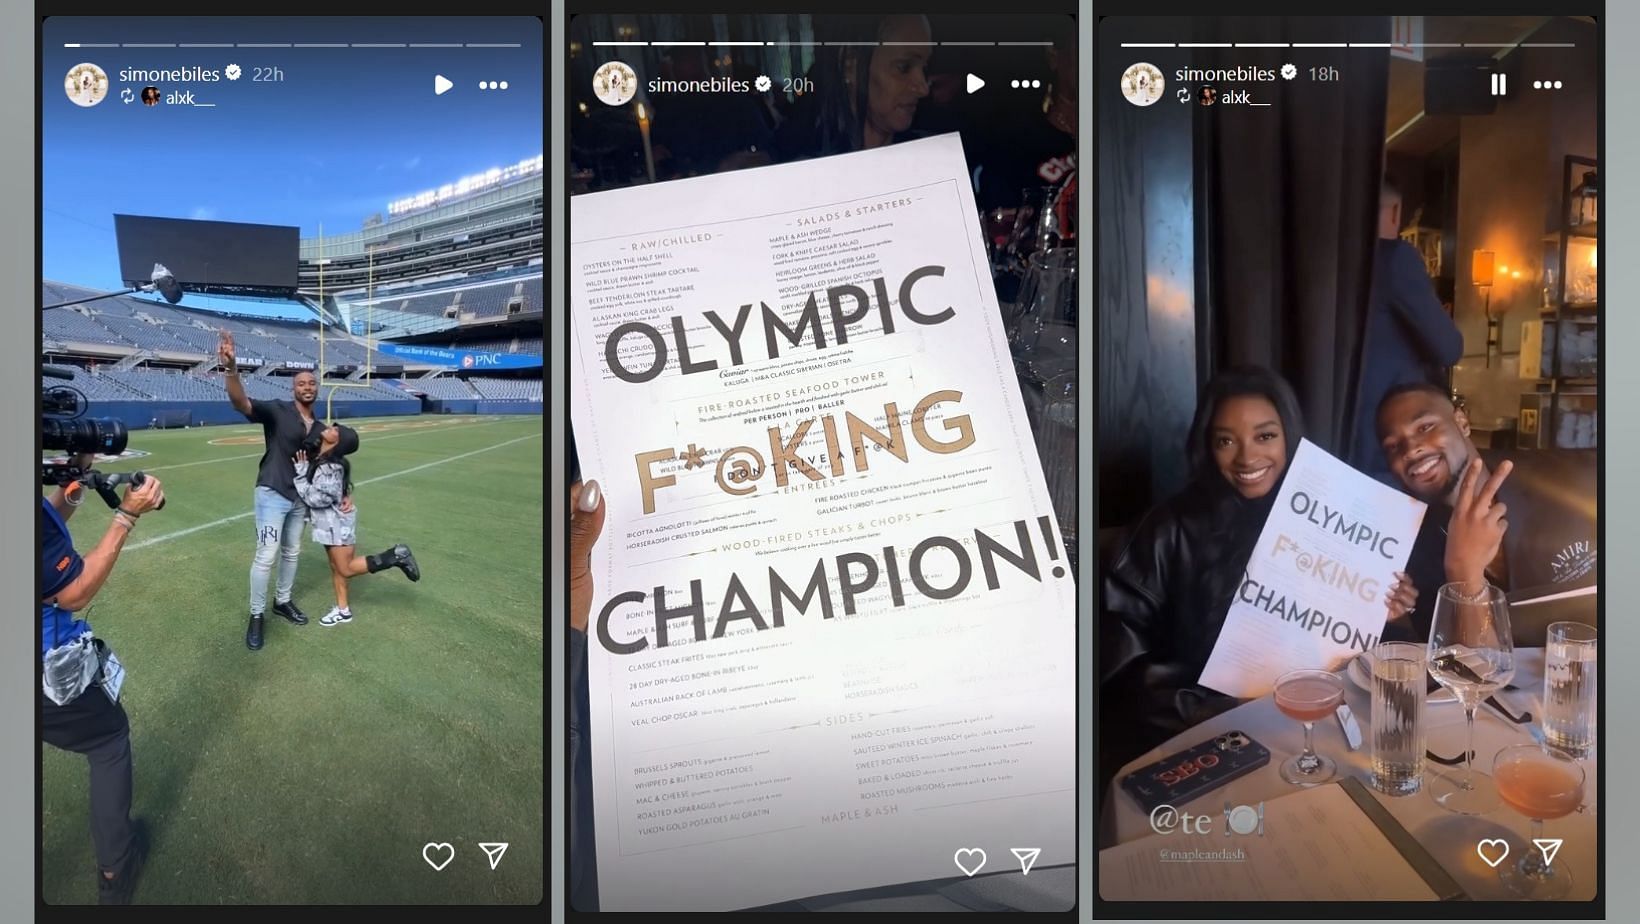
[320,607,353,627]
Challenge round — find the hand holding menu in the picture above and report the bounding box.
[1198,440,1427,698]
[569,134,1077,911]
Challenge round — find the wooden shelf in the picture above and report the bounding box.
[1544,225,1598,242]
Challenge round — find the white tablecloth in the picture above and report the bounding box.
[1100,648,1598,902]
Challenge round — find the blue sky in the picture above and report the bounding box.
[42,16,542,319]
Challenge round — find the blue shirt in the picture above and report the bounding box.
[40,497,91,657]
[1349,239,1464,477]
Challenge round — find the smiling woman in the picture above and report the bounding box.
[1207,394,1288,500]
[1100,367,1309,755]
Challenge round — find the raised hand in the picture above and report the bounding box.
[218,328,236,369]
[1444,457,1513,589]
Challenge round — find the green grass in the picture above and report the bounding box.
[41,414,543,905]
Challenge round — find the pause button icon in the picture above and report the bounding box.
[1491,72,1507,96]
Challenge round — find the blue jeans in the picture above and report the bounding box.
[250,486,307,615]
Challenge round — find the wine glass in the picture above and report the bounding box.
[1003,187,1050,268]
[1008,248,1077,374]
[1493,744,1585,900]
[1426,582,1516,814]
[1274,669,1346,786]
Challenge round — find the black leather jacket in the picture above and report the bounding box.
[1100,476,1276,754]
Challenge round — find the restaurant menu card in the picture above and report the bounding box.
[1198,440,1427,698]
[569,134,1076,911]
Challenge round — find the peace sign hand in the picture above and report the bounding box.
[1443,457,1513,589]
[218,329,237,370]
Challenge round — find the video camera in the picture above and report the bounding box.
[41,367,165,510]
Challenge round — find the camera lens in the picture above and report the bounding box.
[41,417,128,456]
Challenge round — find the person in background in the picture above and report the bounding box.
[774,14,932,160]
[975,29,1077,233]
[1347,177,1464,484]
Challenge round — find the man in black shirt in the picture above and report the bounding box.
[219,329,336,650]
[1375,382,1597,640]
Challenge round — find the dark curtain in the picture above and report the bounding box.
[1196,16,1390,456]
[1096,19,1200,530]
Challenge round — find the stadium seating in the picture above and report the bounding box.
[401,377,480,399]
[43,309,118,344]
[234,375,297,402]
[469,378,543,400]
[95,316,191,354]
[101,369,228,401]
[44,278,539,412]
[449,337,543,354]
[164,325,229,354]
[39,368,415,403]
[41,367,147,401]
[374,275,543,319]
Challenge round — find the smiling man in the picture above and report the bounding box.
[1375,381,1597,639]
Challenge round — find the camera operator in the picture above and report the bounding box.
[40,457,165,904]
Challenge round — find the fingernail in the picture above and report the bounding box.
[578,479,602,512]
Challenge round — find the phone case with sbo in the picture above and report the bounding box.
[1119,730,1272,814]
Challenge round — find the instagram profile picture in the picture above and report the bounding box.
[65,62,109,107]
[1120,62,1164,107]
[141,87,160,106]
[593,61,638,106]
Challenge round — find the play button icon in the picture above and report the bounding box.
[434,74,453,96]
[966,73,985,94]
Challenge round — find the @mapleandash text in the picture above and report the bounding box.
[1157,847,1246,863]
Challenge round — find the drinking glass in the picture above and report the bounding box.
[1369,642,1427,796]
[1009,248,1077,373]
[1033,371,1077,559]
[1426,582,1516,814]
[1004,187,1051,266]
[1493,743,1585,900]
[1274,669,1346,786]
[1543,622,1597,758]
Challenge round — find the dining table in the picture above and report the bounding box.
[1099,648,1598,902]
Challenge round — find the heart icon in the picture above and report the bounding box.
[953,847,987,877]
[1476,838,1510,868]
[423,842,455,871]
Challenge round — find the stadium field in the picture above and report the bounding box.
[40,413,543,905]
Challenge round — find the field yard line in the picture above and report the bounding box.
[123,432,541,551]
[141,417,529,472]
